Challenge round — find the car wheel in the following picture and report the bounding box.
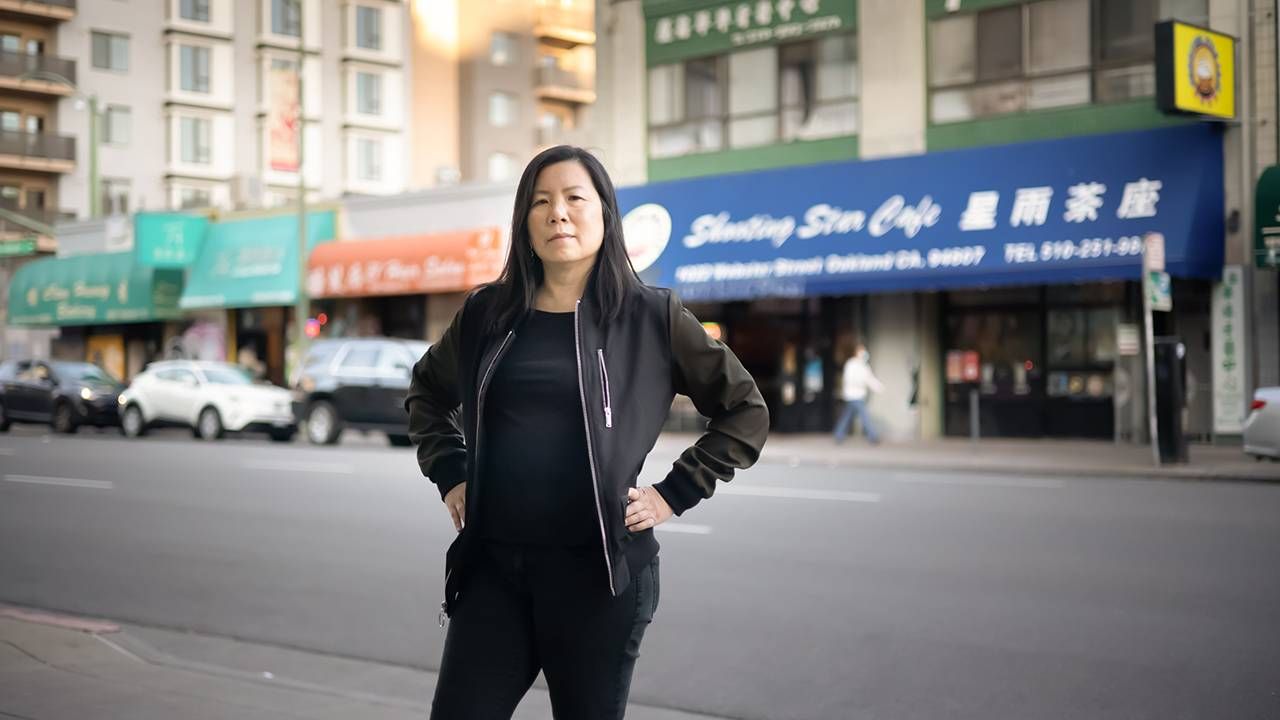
[197,407,225,441]
[269,427,296,443]
[387,433,412,447]
[305,401,341,445]
[52,401,77,434]
[0,402,10,432]
[121,405,147,438]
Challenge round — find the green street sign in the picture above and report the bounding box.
[0,238,36,257]
[1254,164,1280,269]
[1146,270,1173,312]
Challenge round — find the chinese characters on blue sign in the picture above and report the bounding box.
[617,125,1224,301]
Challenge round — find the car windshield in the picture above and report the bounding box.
[53,362,119,384]
[199,366,254,385]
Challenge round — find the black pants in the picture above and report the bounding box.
[430,541,660,720]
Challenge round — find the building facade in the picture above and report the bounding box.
[595,0,1280,442]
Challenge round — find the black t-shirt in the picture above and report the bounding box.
[476,310,599,547]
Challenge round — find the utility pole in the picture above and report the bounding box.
[291,1,309,386]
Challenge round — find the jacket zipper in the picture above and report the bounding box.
[575,301,616,597]
[596,348,613,428]
[443,328,513,624]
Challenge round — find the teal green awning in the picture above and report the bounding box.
[134,212,210,268]
[178,210,335,310]
[8,251,184,327]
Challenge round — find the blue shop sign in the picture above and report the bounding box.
[617,125,1224,301]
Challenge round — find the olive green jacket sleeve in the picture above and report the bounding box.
[654,291,770,515]
[405,303,468,502]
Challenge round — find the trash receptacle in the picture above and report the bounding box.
[1153,337,1188,464]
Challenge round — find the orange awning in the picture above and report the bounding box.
[306,228,506,298]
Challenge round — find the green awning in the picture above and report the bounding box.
[7,251,184,327]
[179,210,335,310]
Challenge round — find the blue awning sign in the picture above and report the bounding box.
[617,126,1224,301]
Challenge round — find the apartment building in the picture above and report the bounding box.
[594,0,1278,443]
[53,0,410,220]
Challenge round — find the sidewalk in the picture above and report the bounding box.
[0,606,725,720]
[651,433,1280,482]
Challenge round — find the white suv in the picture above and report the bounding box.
[118,361,298,442]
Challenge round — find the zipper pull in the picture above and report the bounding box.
[605,407,613,428]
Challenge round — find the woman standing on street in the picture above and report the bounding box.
[405,145,768,719]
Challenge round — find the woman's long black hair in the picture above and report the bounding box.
[482,145,641,334]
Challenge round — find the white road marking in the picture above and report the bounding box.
[893,475,1065,489]
[656,523,713,535]
[717,485,882,503]
[4,474,114,490]
[241,460,355,475]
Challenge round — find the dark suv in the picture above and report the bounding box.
[293,337,429,446]
[0,359,124,433]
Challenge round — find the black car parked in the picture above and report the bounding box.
[0,360,125,433]
[292,337,429,446]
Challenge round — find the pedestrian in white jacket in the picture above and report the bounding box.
[834,343,883,444]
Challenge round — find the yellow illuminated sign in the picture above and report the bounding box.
[1157,21,1236,120]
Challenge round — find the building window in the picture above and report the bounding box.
[180,116,211,164]
[102,178,130,216]
[180,45,211,93]
[489,91,515,127]
[356,6,382,50]
[780,34,859,143]
[356,71,382,115]
[178,186,211,209]
[272,0,301,38]
[928,0,1208,124]
[355,137,382,181]
[488,152,515,182]
[103,105,131,145]
[91,31,129,72]
[647,56,724,158]
[180,0,210,22]
[0,111,18,131]
[490,32,513,66]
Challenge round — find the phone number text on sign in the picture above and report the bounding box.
[1004,236,1146,264]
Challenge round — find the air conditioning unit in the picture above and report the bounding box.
[231,175,263,210]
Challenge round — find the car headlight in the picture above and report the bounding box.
[117,394,127,406]
[80,388,95,401]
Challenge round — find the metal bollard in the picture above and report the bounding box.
[969,388,980,442]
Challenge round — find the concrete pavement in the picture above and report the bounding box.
[650,432,1280,482]
[0,606,725,720]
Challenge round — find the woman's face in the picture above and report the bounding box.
[526,160,605,271]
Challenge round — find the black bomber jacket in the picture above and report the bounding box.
[405,282,769,617]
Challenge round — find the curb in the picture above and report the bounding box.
[750,452,1280,484]
[0,605,120,634]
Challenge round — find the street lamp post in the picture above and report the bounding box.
[19,70,100,219]
[291,4,309,386]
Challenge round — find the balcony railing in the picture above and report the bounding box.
[534,65,595,104]
[0,129,75,163]
[535,5,594,47]
[0,0,77,19]
[0,50,75,84]
[0,199,73,227]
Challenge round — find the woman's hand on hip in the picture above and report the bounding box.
[444,482,466,532]
[625,486,673,532]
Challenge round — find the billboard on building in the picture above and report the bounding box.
[268,65,301,173]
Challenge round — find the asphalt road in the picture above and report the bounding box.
[1,424,1278,720]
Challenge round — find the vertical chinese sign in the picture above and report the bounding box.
[1212,266,1246,434]
[268,63,300,173]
